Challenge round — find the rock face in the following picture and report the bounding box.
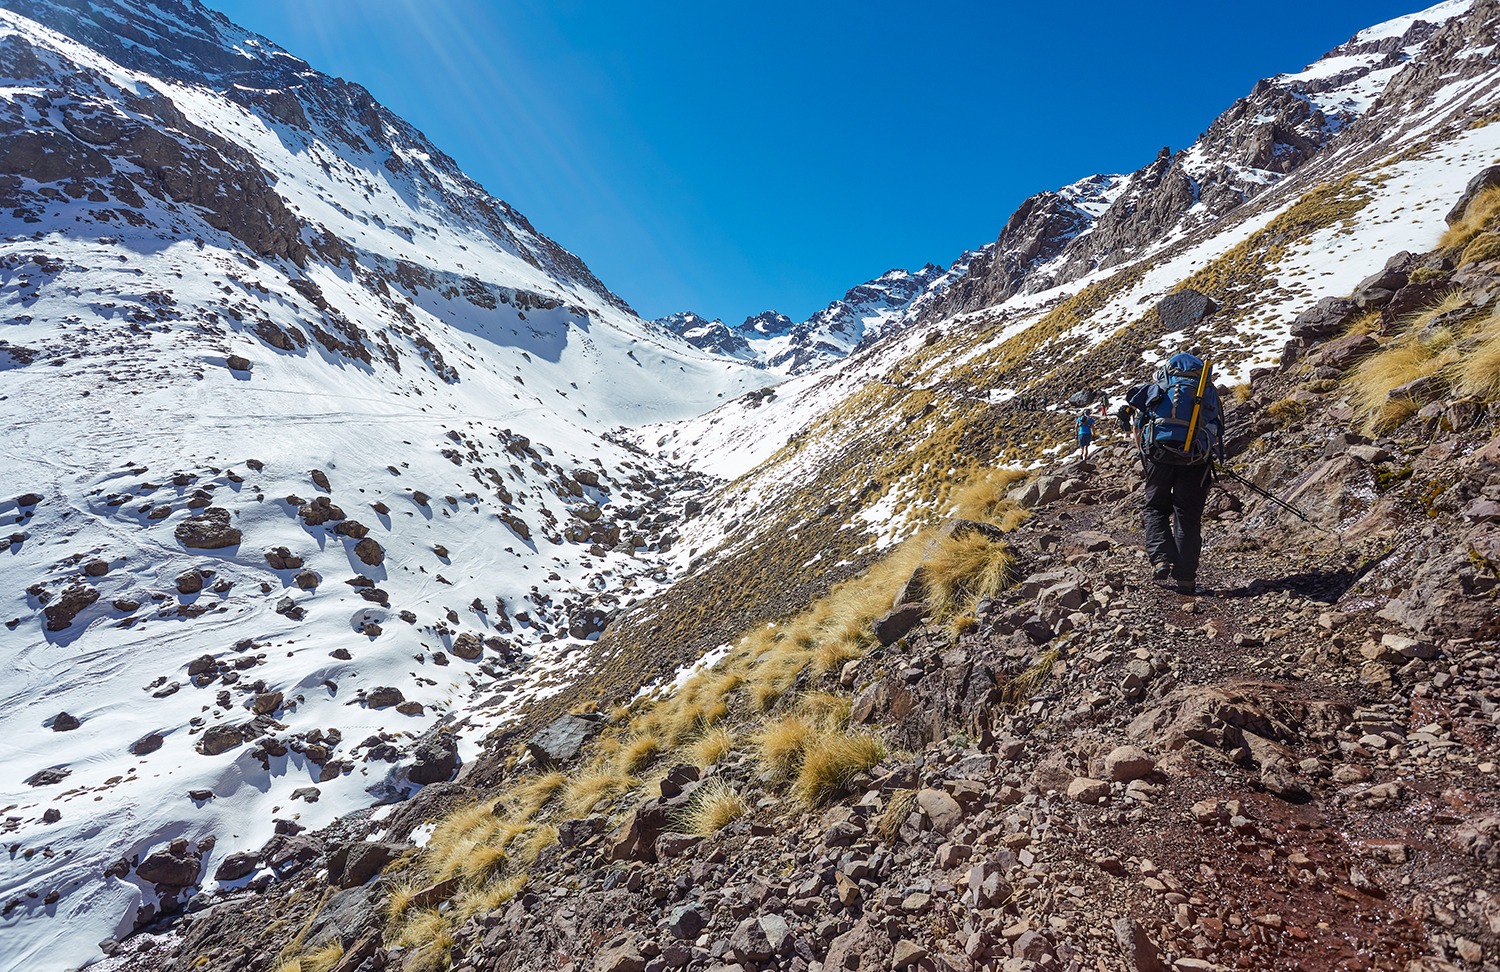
[174,508,241,549]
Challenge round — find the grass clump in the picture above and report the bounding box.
[1344,292,1469,430]
[949,467,1030,525]
[559,769,638,817]
[687,725,738,767]
[1001,648,1062,707]
[1440,186,1500,253]
[390,908,454,972]
[877,788,918,842]
[271,943,344,972]
[1453,309,1500,399]
[1460,232,1500,267]
[454,873,527,924]
[677,777,749,835]
[922,531,1017,619]
[757,714,815,780]
[1266,397,1306,425]
[793,731,887,808]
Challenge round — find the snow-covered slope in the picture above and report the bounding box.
[0,2,769,968]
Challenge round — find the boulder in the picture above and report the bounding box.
[251,691,283,715]
[130,733,164,756]
[366,686,404,708]
[263,547,303,570]
[916,788,964,835]
[353,538,384,566]
[1446,165,1500,224]
[1066,776,1110,804]
[1307,332,1377,372]
[197,725,243,756]
[451,632,483,660]
[326,841,405,888]
[43,583,99,631]
[50,711,81,732]
[407,732,459,785]
[1155,289,1218,332]
[175,568,206,595]
[213,851,259,882]
[136,841,202,887]
[873,603,925,646]
[1103,745,1155,782]
[527,714,602,767]
[728,914,793,962]
[594,937,647,972]
[1289,296,1356,341]
[226,354,251,371]
[175,508,241,549]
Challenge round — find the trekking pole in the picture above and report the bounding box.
[1213,462,1330,532]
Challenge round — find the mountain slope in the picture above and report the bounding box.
[0,2,770,968]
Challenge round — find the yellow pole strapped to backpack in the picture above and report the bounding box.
[1184,359,1212,457]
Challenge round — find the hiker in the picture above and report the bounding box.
[1075,411,1094,461]
[1123,352,1224,594]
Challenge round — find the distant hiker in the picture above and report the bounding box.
[1075,412,1094,461]
[1123,352,1224,594]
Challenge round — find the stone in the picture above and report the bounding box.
[25,766,70,786]
[293,570,319,590]
[250,691,282,715]
[1308,332,1377,372]
[175,568,206,594]
[50,711,81,732]
[327,841,404,888]
[1066,776,1110,804]
[1446,164,1500,224]
[667,903,709,940]
[197,725,243,756]
[451,632,483,660]
[1103,745,1155,783]
[916,788,964,835]
[873,603,925,646]
[729,914,792,962]
[1062,530,1112,555]
[353,538,385,566]
[131,733,164,756]
[1289,296,1356,341]
[595,937,647,972]
[213,851,259,882]
[43,583,99,631]
[527,714,602,767]
[892,940,928,969]
[175,508,242,549]
[84,559,110,577]
[1114,918,1169,972]
[226,354,251,371]
[1155,289,1218,331]
[408,732,459,785]
[137,843,202,887]
[366,686,403,708]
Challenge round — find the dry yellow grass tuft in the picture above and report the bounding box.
[949,467,1029,523]
[1345,293,1468,430]
[922,531,1017,619]
[1440,186,1500,253]
[617,732,668,774]
[678,777,749,835]
[877,788,918,842]
[502,771,566,820]
[1453,309,1500,399]
[559,769,638,817]
[757,714,815,780]
[390,907,454,972]
[1461,232,1500,267]
[1001,648,1061,707]
[687,725,738,767]
[794,731,886,807]
[455,873,528,923]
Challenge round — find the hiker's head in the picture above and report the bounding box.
[1162,351,1205,378]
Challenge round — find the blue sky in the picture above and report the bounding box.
[209,0,1429,325]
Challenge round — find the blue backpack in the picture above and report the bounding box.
[1127,353,1222,465]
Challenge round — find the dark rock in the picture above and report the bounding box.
[366,686,403,708]
[1308,332,1377,372]
[451,632,483,660]
[137,843,202,887]
[595,936,648,972]
[873,602,925,646]
[264,547,303,570]
[43,583,98,630]
[226,354,251,371]
[1113,918,1169,972]
[1290,297,1356,341]
[131,733,164,756]
[84,559,110,577]
[408,732,459,785]
[175,508,241,549]
[527,714,602,767]
[213,851,259,882]
[310,469,330,491]
[42,808,61,824]
[353,538,384,566]
[196,725,243,756]
[175,568,206,594]
[25,766,70,786]
[1155,289,1218,331]
[1446,165,1500,224]
[327,841,406,888]
[50,711,81,732]
[667,903,710,940]
[293,570,319,590]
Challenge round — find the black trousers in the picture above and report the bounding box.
[1143,461,1212,583]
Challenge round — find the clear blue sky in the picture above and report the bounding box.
[208,0,1430,325]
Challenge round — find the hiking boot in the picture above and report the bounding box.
[1152,563,1172,581]
[1175,580,1209,595]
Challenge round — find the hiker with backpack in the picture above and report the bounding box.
[1075,412,1094,461]
[1122,352,1224,595]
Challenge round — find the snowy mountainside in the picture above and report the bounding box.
[0,1,769,968]
[653,264,947,375]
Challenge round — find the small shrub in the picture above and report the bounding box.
[1342,310,1381,336]
[503,771,566,820]
[617,732,668,773]
[1231,382,1253,403]
[678,778,749,835]
[1452,310,1500,399]
[1408,265,1446,284]
[559,769,637,817]
[513,824,557,865]
[798,691,852,729]
[455,873,527,923]
[793,731,886,807]
[949,467,1029,522]
[1371,394,1423,433]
